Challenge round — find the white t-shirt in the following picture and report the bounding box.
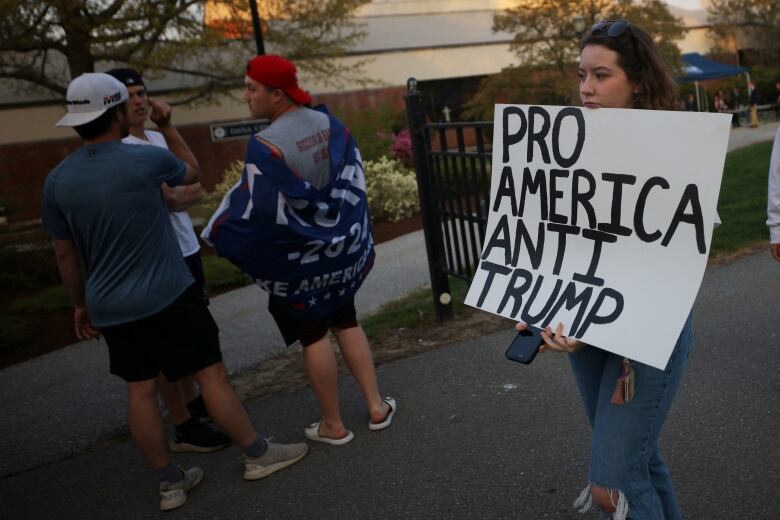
[123,130,200,256]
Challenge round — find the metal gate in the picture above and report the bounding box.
[404,79,493,320]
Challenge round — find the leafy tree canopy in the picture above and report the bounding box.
[465,0,685,119]
[0,0,369,103]
[707,0,780,52]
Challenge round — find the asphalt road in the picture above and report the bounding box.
[1,249,777,519]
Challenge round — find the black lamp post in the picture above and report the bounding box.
[248,0,265,55]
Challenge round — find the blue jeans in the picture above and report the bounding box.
[568,314,693,519]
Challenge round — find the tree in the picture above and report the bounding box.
[707,0,780,53]
[464,0,685,119]
[0,0,370,102]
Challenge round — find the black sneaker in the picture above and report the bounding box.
[170,420,230,453]
[186,395,212,424]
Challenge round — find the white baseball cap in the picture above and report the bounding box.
[56,73,129,127]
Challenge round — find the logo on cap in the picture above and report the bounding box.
[103,92,121,106]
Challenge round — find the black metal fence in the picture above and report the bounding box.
[405,78,493,320]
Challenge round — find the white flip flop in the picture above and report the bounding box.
[369,397,397,431]
[304,420,354,446]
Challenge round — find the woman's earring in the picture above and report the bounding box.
[633,91,640,107]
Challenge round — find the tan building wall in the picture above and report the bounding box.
[678,26,719,55]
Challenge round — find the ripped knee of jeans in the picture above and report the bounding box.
[573,484,629,520]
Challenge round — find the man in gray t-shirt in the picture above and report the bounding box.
[257,104,331,189]
[240,55,397,446]
[44,73,307,512]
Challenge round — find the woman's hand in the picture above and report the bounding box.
[515,321,584,354]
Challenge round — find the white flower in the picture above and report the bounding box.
[363,156,419,222]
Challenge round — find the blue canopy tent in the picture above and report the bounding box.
[678,53,749,111]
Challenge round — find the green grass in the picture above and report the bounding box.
[0,272,41,290]
[361,142,773,337]
[712,141,773,253]
[362,277,470,341]
[0,314,27,351]
[3,256,250,314]
[10,285,70,313]
[201,255,252,292]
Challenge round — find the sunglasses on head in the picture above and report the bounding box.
[589,19,631,38]
[587,19,640,61]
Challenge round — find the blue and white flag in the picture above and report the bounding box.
[202,106,374,320]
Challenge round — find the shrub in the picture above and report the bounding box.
[335,102,407,161]
[201,255,251,291]
[10,285,70,313]
[391,129,413,168]
[0,314,27,351]
[214,159,244,199]
[200,160,244,217]
[363,156,419,222]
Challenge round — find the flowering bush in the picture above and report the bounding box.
[214,160,244,199]
[206,158,420,224]
[200,160,244,217]
[391,129,413,168]
[363,156,419,222]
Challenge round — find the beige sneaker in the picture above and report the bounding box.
[159,466,203,511]
[244,440,309,481]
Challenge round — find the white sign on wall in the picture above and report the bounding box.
[465,104,731,369]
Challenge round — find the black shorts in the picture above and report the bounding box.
[184,251,209,305]
[101,284,222,382]
[269,296,358,347]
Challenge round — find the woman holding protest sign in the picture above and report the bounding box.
[516,20,693,520]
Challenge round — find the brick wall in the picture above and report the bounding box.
[0,129,246,223]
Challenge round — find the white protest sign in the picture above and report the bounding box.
[465,105,731,369]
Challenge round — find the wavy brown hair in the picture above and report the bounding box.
[581,21,680,111]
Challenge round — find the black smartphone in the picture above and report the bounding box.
[505,326,544,365]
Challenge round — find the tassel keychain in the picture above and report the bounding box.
[610,358,635,405]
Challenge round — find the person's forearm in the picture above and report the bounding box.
[162,182,205,212]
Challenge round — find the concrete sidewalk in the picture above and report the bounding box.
[0,250,778,519]
[726,120,778,151]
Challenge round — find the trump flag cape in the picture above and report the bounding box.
[201,106,375,320]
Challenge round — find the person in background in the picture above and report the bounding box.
[728,86,742,127]
[714,91,727,113]
[774,81,780,119]
[748,81,759,128]
[684,93,696,111]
